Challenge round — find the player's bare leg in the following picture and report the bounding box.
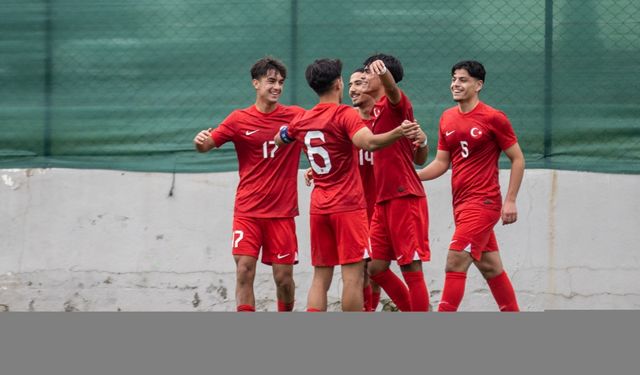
[474,251,519,311]
[234,255,257,311]
[272,263,295,311]
[445,250,474,273]
[307,266,334,311]
[341,261,365,311]
[473,251,504,280]
[370,279,381,310]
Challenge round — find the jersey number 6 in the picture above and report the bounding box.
[305,131,332,174]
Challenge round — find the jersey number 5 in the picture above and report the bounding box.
[460,141,469,158]
[305,131,332,174]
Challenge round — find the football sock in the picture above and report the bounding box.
[438,272,467,312]
[402,271,430,312]
[371,291,381,312]
[306,307,322,312]
[277,300,295,312]
[370,268,412,312]
[487,271,520,312]
[237,304,256,312]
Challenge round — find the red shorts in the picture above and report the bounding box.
[449,203,501,261]
[231,216,298,265]
[310,210,370,267]
[370,195,430,265]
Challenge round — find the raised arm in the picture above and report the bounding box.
[416,149,451,181]
[367,60,402,104]
[500,142,525,225]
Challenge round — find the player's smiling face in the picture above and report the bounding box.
[362,65,382,95]
[451,69,482,103]
[254,69,285,104]
[348,72,367,107]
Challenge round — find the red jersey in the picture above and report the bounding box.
[210,104,305,218]
[356,117,376,222]
[287,103,367,215]
[437,101,518,209]
[370,90,425,203]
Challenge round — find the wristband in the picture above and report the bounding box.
[378,66,387,76]
[419,135,428,149]
[279,126,294,144]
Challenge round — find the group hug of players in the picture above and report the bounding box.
[194,53,525,312]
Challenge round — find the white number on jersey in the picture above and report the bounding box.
[232,230,244,248]
[262,141,278,159]
[305,131,332,174]
[359,149,373,166]
[460,141,469,158]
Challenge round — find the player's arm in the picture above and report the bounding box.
[401,120,429,165]
[368,60,401,104]
[416,150,450,181]
[351,121,419,152]
[274,125,294,147]
[194,128,217,152]
[501,142,525,225]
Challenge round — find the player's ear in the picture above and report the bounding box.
[252,78,260,90]
[476,79,484,93]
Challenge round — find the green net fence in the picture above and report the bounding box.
[2,0,639,173]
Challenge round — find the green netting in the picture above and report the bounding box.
[1,0,639,173]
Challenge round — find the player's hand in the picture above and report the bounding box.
[400,120,420,139]
[194,128,213,151]
[304,168,314,186]
[412,129,428,148]
[368,60,388,76]
[501,200,518,225]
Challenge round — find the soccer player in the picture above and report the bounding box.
[417,60,525,312]
[361,54,431,312]
[348,68,381,311]
[276,58,420,312]
[193,57,304,312]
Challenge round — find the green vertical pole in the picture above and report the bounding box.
[290,0,298,105]
[43,0,53,157]
[543,0,553,166]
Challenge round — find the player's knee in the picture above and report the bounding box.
[367,261,388,276]
[478,265,502,280]
[236,263,256,282]
[445,252,472,273]
[274,272,294,289]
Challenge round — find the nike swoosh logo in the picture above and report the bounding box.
[445,130,455,136]
[276,253,290,259]
[245,130,259,136]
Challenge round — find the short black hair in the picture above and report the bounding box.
[250,56,287,80]
[363,53,404,83]
[451,60,486,81]
[352,67,365,74]
[305,58,342,95]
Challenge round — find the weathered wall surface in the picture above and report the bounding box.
[1,169,638,311]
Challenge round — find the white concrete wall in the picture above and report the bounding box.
[1,168,639,311]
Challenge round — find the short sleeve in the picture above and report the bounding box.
[341,107,366,139]
[493,111,518,150]
[437,115,450,152]
[210,111,238,147]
